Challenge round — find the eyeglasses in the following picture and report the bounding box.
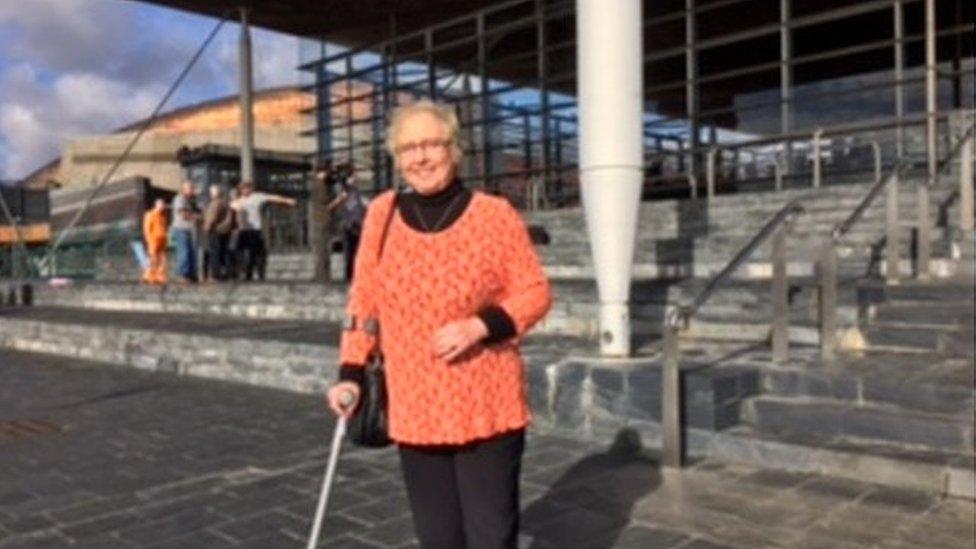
[394,138,452,157]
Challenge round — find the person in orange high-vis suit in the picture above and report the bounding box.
[142,199,169,284]
[327,100,551,549]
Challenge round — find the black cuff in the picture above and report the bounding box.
[338,364,365,386]
[478,306,517,345]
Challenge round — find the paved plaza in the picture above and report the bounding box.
[0,349,973,549]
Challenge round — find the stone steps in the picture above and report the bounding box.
[523,344,975,499]
[743,395,975,453]
[2,301,972,498]
[759,361,975,417]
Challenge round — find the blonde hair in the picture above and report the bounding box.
[386,99,463,164]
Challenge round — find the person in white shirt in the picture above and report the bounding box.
[230,181,297,281]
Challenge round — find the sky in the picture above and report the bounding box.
[0,0,302,182]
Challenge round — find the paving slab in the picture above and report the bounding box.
[0,349,973,548]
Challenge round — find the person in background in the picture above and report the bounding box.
[326,164,367,281]
[226,187,241,280]
[326,100,551,549]
[233,181,298,281]
[170,181,200,284]
[141,198,168,285]
[202,185,234,281]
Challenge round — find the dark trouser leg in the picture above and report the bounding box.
[240,230,258,281]
[208,233,225,279]
[255,234,267,281]
[455,430,524,549]
[343,228,360,281]
[227,233,239,280]
[399,445,467,549]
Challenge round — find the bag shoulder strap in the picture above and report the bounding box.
[377,193,398,261]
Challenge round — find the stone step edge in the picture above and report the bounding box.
[744,393,974,424]
[0,317,339,396]
[532,417,975,500]
[544,257,959,281]
[757,364,976,401]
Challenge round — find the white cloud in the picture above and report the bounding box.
[0,0,301,180]
[0,64,166,178]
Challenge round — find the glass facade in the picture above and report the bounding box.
[300,0,974,207]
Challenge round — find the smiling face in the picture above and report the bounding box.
[393,110,458,195]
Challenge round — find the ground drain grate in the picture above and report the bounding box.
[0,419,65,442]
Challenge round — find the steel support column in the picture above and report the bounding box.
[894,0,905,157]
[238,8,255,183]
[478,13,492,191]
[577,0,643,356]
[537,0,551,201]
[686,0,699,183]
[780,0,792,173]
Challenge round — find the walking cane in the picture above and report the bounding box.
[306,392,354,549]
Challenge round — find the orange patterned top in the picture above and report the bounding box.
[339,190,552,445]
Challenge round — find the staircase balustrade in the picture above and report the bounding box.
[817,112,976,361]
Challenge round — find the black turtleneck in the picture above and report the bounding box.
[397,179,472,232]
[337,180,516,386]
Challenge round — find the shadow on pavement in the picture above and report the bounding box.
[522,429,661,548]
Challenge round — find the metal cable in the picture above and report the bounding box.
[40,13,229,271]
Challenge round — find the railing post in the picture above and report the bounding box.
[886,172,901,284]
[818,243,837,361]
[661,317,683,468]
[960,129,974,233]
[706,147,718,199]
[917,180,931,279]
[774,155,783,192]
[871,141,882,182]
[771,225,789,363]
[812,128,824,189]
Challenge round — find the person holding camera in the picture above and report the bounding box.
[326,164,367,281]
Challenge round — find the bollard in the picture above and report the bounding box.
[661,320,683,468]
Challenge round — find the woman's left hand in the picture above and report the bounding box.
[433,317,488,362]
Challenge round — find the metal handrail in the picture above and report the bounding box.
[666,199,804,328]
[832,120,976,241]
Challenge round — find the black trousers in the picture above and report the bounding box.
[237,229,266,281]
[398,429,524,549]
[343,226,361,281]
[207,232,229,280]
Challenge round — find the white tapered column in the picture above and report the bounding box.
[577,0,643,356]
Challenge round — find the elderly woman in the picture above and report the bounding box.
[327,100,551,549]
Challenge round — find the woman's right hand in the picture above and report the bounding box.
[327,382,361,419]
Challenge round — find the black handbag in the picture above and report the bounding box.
[347,195,397,448]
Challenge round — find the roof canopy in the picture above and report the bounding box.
[127,0,507,43]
